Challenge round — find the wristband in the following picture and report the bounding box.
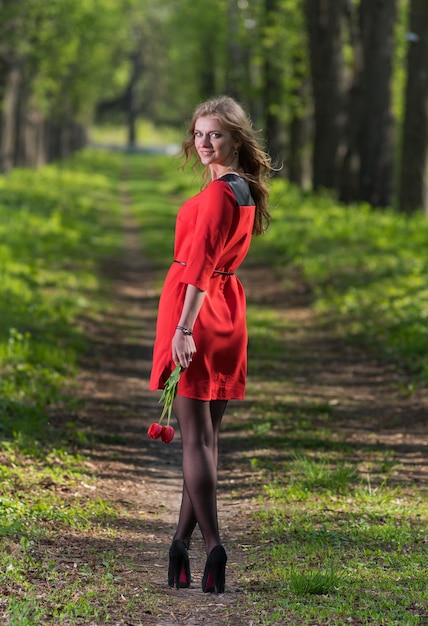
[176,325,193,336]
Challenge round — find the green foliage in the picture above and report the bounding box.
[0,150,128,625]
[250,179,428,383]
[123,151,199,268]
[1,0,414,170]
[90,118,183,147]
[0,0,133,122]
[0,149,123,446]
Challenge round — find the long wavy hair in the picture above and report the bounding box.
[180,96,272,235]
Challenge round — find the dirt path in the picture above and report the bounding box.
[71,181,427,625]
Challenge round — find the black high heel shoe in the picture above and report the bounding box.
[201,545,227,594]
[168,540,191,589]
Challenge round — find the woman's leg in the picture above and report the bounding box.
[173,484,196,549]
[210,399,227,468]
[172,396,227,554]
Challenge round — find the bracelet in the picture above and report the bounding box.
[176,325,193,336]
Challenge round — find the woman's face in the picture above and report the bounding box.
[193,116,238,169]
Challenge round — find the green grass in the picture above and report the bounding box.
[122,151,199,270]
[0,150,124,622]
[242,478,427,624]
[229,324,427,624]
[0,150,123,440]
[89,118,183,147]
[250,180,428,386]
[236,411,427,624]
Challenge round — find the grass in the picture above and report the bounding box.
[0,150,125,623]
[123,151,198,270]
[237,429,427,623]
[0,150,123,438]
[249,180,428,386]
[242,479,427,623]
[289,566,340,595]
[89,118,183,148]
[1,147,427,624]
[0,149,124,424]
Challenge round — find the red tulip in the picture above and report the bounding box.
[161,425,175,444]
[148,423,163,440]
[148,365,181,444]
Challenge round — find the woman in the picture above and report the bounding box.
[149,95,272,593]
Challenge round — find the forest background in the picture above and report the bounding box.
[1,0,427,214]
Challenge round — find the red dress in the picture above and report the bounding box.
[149,174,255,401]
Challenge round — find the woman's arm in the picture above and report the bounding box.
[172,284,206,368]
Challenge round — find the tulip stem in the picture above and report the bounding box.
[158,364,182,426]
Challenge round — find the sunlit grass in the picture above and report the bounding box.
[289,566,340,595]
[250,178,428,384]
[89,118,183,147]
[0,150,123,521]
[0,151,123,441]
[245,466,427,624]
[0,149,125,624]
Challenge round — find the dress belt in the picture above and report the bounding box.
[173,259,234,276]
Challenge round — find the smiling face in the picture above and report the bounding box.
[193,116,239,178]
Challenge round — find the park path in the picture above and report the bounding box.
[71,166,427,625]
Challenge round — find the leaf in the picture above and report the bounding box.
[158,364,182,425]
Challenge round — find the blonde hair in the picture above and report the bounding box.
[181,96,272,235]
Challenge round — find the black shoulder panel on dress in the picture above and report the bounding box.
[219,174,255,206]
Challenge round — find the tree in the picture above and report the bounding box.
[399,0,428,214]
[261,0,287,172]
[357,0,398,207]
[304,0,347,191]
[0,0,130,170]
[339,0,398,206]
[282,0,310,186]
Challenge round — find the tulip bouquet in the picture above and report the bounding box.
[147,364,182,444]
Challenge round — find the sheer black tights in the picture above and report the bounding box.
[172,395,227,555]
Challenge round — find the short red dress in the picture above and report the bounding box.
[149,173,255,401]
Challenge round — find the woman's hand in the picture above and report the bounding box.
[172,284,205,369]
[172,329,196,369]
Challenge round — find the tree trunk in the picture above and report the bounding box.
[399,0,428,214]
[288,49,311,187]
[0,61,21,172]
[14,73,31,167]
[339,1,363,203]
[126,39,144,149]
[357,0,397,207]
[305,0,347,190]
[225,0,242,100]
[262,0,287,175]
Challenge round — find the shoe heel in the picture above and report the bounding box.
[168,540,191,589]
[202,545,227,594]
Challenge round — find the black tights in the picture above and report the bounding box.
[172,395,228,555]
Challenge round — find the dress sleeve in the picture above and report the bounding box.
[181,181,236,290]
